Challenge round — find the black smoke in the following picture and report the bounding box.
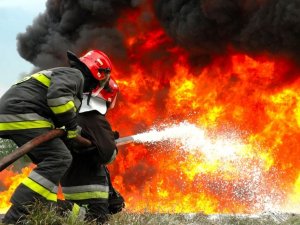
[154,0,300,66]
[17,0,300,71]
[17,0,142,70]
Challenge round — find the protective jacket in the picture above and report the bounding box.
[0,67,84,136]
[76,111,117,164]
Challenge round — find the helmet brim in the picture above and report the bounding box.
[79,94,107,115]
[67,51,85,67]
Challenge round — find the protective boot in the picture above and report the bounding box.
[57,200,87,222]
[105,167,125,214]
[2,204,27,224]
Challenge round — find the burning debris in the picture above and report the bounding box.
[1,0,300,215]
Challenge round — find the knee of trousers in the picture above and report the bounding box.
[53,151,73,173]
[37,151,73,182]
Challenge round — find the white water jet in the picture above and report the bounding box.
[132,121,245,161]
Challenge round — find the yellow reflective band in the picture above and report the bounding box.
[67,130,77,139]
[0,120,54,131]
[31,73,51,87]
[22,177,57,202]
[64,191,109,201]
[50,101,76,114]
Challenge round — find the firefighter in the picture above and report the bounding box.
[59,76,125,224]
[0,49,114,224]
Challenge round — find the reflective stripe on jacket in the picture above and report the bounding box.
[31,72,80,115]
[0,113,54,131]
[0,67,84,135]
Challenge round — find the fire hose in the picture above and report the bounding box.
[0,129,135,172]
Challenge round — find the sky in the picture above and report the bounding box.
[0,0,47,95]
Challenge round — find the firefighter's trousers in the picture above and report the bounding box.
[3,129,72,224]
[60,152,111,224]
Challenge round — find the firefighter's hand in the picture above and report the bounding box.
[66,126,82,139]
[113,131,119,140]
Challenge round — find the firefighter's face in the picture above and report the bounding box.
[98,68,111,88]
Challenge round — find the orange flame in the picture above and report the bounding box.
[106,52,300,214]
[0,164,64,212]
[0,166,33,213]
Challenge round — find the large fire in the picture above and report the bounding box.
[1,0,300,216]
[106,52,300,214]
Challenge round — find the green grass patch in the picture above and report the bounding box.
[1,202,300,225]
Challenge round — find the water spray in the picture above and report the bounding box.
[115,121,247,161]
[117,122,284,212]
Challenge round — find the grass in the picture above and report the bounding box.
[0,139,17,158]
[107,211,300,225]
[1,202,300,225]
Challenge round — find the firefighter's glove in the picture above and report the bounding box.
[66,126,82,139]
[113,131,119,140]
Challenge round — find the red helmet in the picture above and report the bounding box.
[79,50,112,82]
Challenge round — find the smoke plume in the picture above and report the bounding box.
[17,0,140,70]
[17,0,300,71]
[154,0,300,65]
